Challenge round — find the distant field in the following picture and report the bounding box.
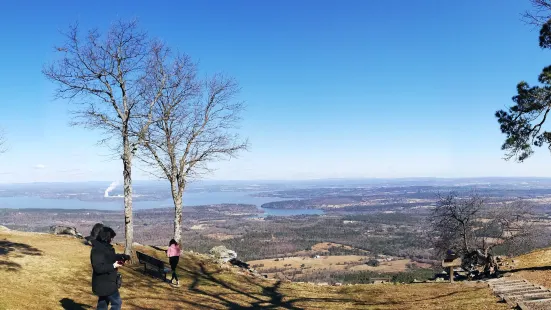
[292,242,370,256]
[350,259,432,272]
[311,242,369,253]
[248,255,429,275]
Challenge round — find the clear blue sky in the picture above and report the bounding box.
[0,0,550,183]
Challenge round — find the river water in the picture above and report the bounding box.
[0,191,324,216]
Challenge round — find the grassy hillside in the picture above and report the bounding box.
[0,228,507,310]
[501,247,551,289]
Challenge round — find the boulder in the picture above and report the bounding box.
[50,225,81,238]
[209,245,237,262]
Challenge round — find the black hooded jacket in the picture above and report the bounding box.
[90,239,126,296]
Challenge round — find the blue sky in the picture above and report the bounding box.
[0,0,550,183]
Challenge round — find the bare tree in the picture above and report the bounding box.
[135,51,248,243]
[523,0,551,25]
[429,193,534,257]
[43,20,165,255]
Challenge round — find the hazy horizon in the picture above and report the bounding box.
[1,176,551,186]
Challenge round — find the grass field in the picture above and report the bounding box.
[500,247,551,289]
[248,255,431,274]
[0,228,507,310]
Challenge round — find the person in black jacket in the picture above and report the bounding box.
[90,227,130,310]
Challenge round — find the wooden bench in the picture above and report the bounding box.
[136,251,170,282]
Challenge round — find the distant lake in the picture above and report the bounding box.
[0,191,323,216]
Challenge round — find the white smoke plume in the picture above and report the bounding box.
[104,181,119,198]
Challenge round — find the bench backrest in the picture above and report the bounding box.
[136,251,164,269]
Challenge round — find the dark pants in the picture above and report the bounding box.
[97,290,122,310]
[169,256,179,282]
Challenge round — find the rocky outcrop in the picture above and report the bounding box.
[209,245,237,262]
[205,246,266,279]
[49,225,82,238]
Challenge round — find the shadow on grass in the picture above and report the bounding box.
[0,239,42,271]
[185,259,497,309]
[0,240,42,256]
[150,245,167,252]
[184,261,371,309]
[0,260,21,272]
[506,265,551,273]
[59,298,93,310]
[114,248,491,309]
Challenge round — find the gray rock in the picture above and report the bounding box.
[209,245,237,262]
[49,225,80,237]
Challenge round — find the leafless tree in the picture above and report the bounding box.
[135,51,248,243]
[429,192,534,258]
[523,0,551,25]
[43,20,165,255]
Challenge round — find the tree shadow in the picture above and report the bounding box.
[110,253,496,309]
[180,259,496,310]
[0,240,42,272]
[150,245,167,252]
[0,240,42,256]
[0,260,21,272]
[505,265,551,273]
[59,298,93,310]
[184,261,374,309]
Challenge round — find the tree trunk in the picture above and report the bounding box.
[171,181,184,244]
[122,140,133,256]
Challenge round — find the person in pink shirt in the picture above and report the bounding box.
[166,239,181,285]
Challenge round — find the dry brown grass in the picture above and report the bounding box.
[310,242,362,252]
[249,255,431,274]
[0,229,507,310]
[500,248,551,289]
[292,242,370,257]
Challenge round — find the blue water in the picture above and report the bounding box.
[0,192,324,216]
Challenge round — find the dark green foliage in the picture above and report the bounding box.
[496,20,551,162]
[366,259,380,267]
[540,20,551,49]
[391,269,436,283]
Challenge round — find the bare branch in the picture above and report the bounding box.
[429,192,534,258]
[523,0,551,25]
[133,51,248,242]
[43,19,158,256]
